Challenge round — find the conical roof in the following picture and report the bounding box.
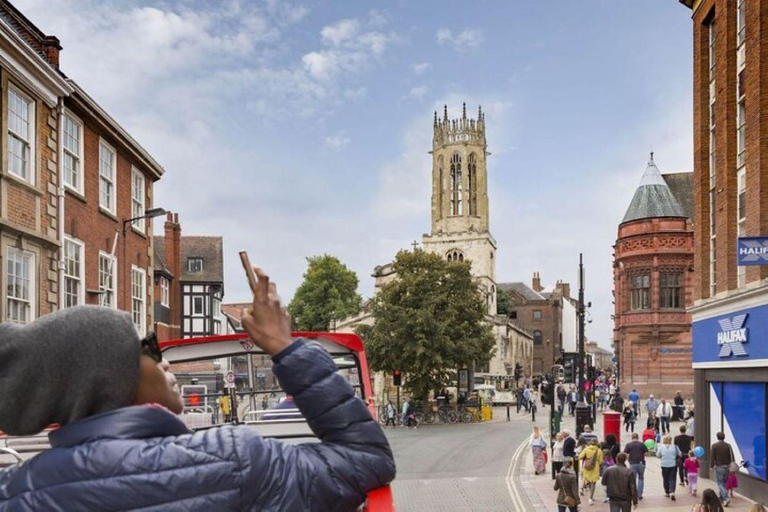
[622,153,685,223]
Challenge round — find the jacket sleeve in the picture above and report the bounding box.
[232,339,396,511]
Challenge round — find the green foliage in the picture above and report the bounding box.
[288,255,362,331]
[496,288,511,315]
[363,249,496,400]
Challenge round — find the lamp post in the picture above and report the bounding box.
[122,207,166,325]
[575,253,592,437]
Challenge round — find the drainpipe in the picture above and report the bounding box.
[56,98,65,309]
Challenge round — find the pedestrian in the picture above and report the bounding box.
[657,398,673,435]
[531,425,548,475]
[710,431,735,506]
[675,424,694,486]
[553,432,566,474]
[405,398,418,429]
[578,439,603,506]
[219,389,231,423]
[726,469,739,500]
[558,384,567,414]
[657,434,680,500]
[603,433,620,461]
[569,387,578,416]
[645,394,659,418]
[400,399,410,426]
[674,391,685,422]
[554,458,580,512]
[601,452,638,512]
[579,425,599,445]
[385,400,397,427]
[622,402,636,433]
[624,432,648,500]
[685,450,700,497]
[261,395,268,410]
[691,489,725,512]
[647,411,660,433]
[0,269,396,510]
[600,448,616,503]
[611,391,624,413]
[523,386,531,412]
[628,389,640,418]
[686,409,696,438]
[562,429,578,480]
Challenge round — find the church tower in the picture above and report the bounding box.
[422,104,498,314]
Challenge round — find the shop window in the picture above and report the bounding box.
[711,382,766,480]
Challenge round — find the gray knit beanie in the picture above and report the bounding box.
[0,305,141,435]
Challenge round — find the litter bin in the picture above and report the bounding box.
[482,405,493,421]
[603,411,621,445]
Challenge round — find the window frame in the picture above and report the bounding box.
[192,295,205,316]
[61,110,84,195]
[63,235,85,309]
[98,251,117,309]
[131,265,146,336]
[737,169,747,288]
[629,272,651,311]
[659,272,683,310]
[7,84,36,184]
[160,276,170,307]
[533,310,542,320]
[449,153,462,216]
[99,138,117,215]
[131,167,146,233]
[6,247,35,324]
[187,257,204,273]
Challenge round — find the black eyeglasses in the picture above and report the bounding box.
[140,332,162,363]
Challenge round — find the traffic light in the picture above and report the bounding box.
[393,369,402,387]
[563,361,574,383]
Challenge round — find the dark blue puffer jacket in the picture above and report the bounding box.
[0,339,396,511]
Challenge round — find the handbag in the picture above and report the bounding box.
[544,450,548,463]
[729,445,740,473]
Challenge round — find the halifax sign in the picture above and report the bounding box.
[738,237,768,266]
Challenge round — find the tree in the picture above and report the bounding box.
[288,255,362,331]
[363,249,495,400]
[496,288,512,315]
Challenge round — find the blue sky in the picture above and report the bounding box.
[21,0,694,347]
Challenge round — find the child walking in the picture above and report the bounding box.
[684,451,700,496]
[599,448,615,503]
[726,469,739,498]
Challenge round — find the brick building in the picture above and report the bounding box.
[680,0,768,498]
[0,0,162,330]
[612,154,694,398]
[153,212,181,341]
[499,274,578,375]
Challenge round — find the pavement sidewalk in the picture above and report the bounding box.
[516,405,756,511]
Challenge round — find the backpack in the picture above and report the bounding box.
[584,448,598,471]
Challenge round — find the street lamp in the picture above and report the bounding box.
[122,207,167,328]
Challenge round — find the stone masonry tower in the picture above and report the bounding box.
[422,104,498,315]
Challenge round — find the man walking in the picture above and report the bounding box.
[710,431,735,506]
[674,425,693,486]
[628,389,640,418]
[557,384,567,415]
[562,429,578,480]
[579,425,599,445]
[657,398,673,435]
[624,432,648,500]
[602,453,638,512]
[645,394,659,419]
[568,387,578,416]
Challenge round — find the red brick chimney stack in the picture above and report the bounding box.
[163,212,182,332]
[532,272,543,293]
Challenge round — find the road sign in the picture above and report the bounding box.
[225,371,236,389]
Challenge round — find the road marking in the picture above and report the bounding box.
[505,436,529,510]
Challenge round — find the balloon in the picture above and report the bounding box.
[644,439,656,450]
[694,446,705,458]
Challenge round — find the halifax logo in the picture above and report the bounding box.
[717,314,749,358]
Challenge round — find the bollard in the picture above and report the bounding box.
[507,404,510,421]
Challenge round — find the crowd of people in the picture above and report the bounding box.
[529,389,759,511]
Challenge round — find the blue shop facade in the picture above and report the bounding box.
[692,287,768,500]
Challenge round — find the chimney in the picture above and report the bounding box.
[42,36,61,69]
[164,212,182,337]
[532,272,543,292]
[557,281,571,299]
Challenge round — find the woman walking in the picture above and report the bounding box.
[553,432,565,474]
[553,459,580,512]
[603,433,620,461]
[691,488,725,512]
[623,401,637,432]
[657,435,681,500]
[531,426,548,475]
[578,439,603,506]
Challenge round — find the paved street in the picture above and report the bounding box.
[385,407,533,511]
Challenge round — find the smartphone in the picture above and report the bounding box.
[239,251,259,294]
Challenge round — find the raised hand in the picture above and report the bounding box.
[240,267,293,356]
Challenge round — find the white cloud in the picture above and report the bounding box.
[321,19,359,46]
[323,134,351,150]
[343,86,367,101]
[412,62,431,75]
[409,85,429,99]
[437,28,485,53]
[302,51,340,80]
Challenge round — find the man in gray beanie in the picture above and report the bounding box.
[0,266,395,511]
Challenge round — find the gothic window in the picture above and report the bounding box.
[446,249,464,262]
[437,156,444,219]
[660,272,683,309]
[629,273,651,310]
[533,330,543,346]
[450,153,462,215]
[468,153,478,216]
